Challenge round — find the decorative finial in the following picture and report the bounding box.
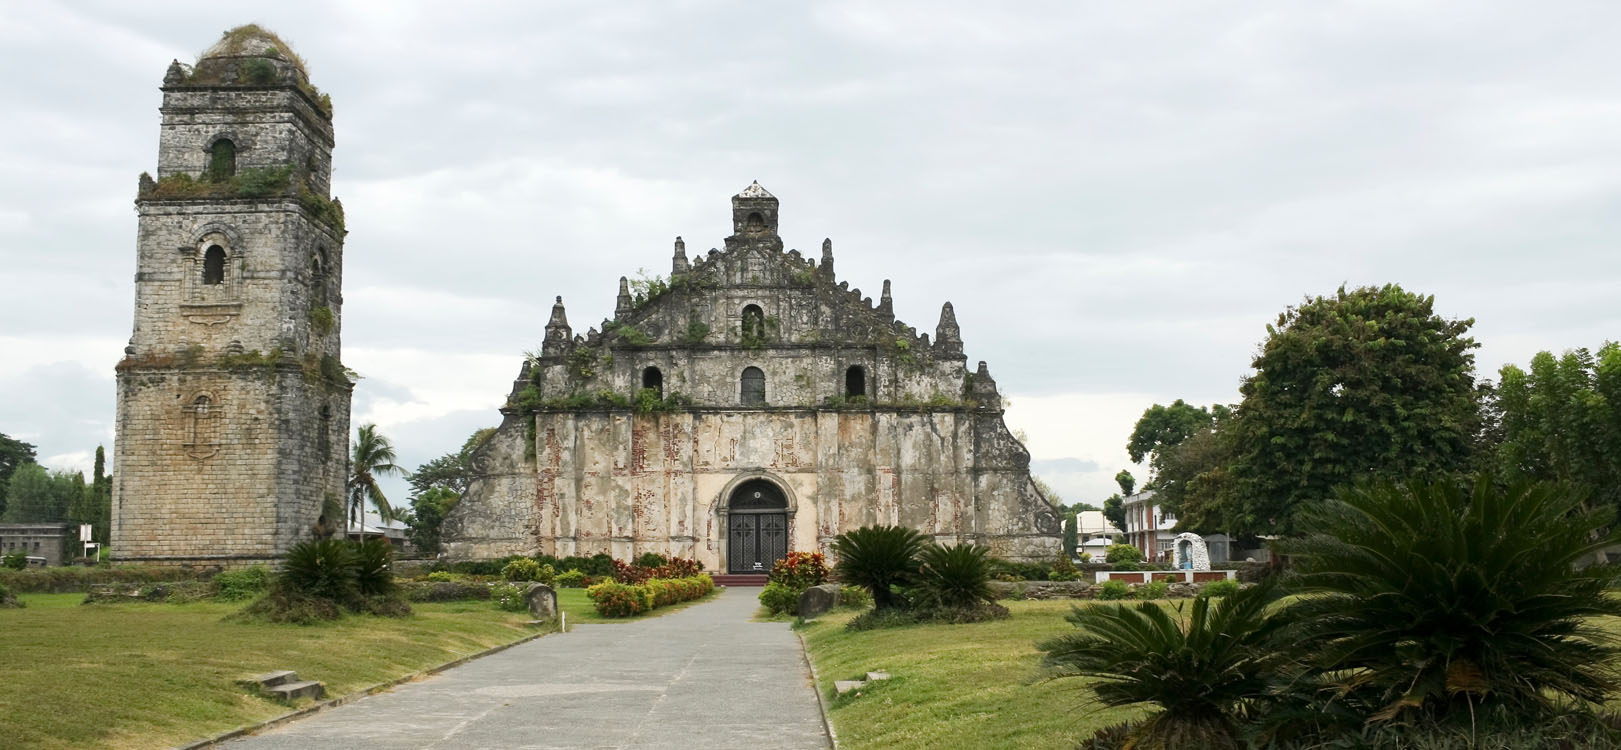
[820,238,834,278]
[936,302,963,357]
[672,236,689,274]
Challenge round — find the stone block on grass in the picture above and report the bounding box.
[797,583,841,619]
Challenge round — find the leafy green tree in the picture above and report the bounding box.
[1062,514,1078,558]
[1220,284,1480,536]
[0,433,37,518]
[2,464,80,523]
[348,424,404,540]
[407,427,495,498]
[1147,425,1234,532]
[1114,469,1135,497]
[1126,400,1218,464]
[1102,493,1125,533]
[1490,342,1621,512]
[406,487,460,555]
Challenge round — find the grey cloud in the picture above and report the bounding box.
[4,2,1619,470]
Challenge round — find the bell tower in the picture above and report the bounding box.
[113,26,351,566]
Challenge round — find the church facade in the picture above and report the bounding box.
[443,184,1061,569]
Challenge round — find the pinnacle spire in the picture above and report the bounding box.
[936,302,963,358]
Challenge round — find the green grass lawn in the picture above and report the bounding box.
[800,600,1145,750]
[0,593,537,750]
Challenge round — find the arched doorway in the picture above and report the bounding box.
[727,478,788,573]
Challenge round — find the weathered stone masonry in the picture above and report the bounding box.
[444,183,1061,568]
[112,29,350,566]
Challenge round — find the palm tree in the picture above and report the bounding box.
[830,525,926,611]
[348,423,403,541]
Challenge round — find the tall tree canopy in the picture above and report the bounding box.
[1491,342,1621,511]
[0,432,38,518]
[1216,284,1480,536]
[407,427,495,499]
[1126,400,1219,464]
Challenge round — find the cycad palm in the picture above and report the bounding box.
[1037,579,1286,750]
[348,423,403,541]
[1280,478,1621,723]
[831,525,926,610]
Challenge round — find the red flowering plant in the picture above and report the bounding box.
[769,551,830,590]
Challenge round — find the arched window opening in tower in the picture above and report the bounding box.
[846,365,866,398]
[642,366,663,398]
[745,212,765,234]
[741,366,766,406]
[202,246,227,285]
[741,304,764,341]
[206,139,236,180]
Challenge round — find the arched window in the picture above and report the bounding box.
[741,366,766,406]
[741,304,764,341]
[310,248,329,307]
[642,366,663,398]
[845,365,866,398]
[745,212,765,234]
[202,245,226,285]
[206,139,236,180]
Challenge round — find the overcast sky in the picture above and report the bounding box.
[2,1,1618,508]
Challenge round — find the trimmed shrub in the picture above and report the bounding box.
[214,566,271,601]
[587,581,646,617]
[0,564,206,594]
[586,575,713,618]
[1197,579,1241,599]
[425,571,459,583]
[1097,579,1132,600]
[1105,544,1143,565]
[1139,581,1170,600]
[502,558,541,581]
[400,580,490,602]
[554,570,588,588]
[611,558,653,585]
[988,558,1050,581]
[758,581,801,616]
[490,582,529,612]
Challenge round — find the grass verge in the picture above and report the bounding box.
[798,599,1144,749]
[555,586,718,625]
[0,593,536,749]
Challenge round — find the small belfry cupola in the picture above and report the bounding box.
[726,181,783,252]
[543,296,572,356]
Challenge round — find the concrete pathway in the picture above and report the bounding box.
[224,587,831,750]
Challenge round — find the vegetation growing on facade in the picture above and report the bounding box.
[604,321,652,347]
[179,25,334,116]
[309,306,334,336]
[679,319,710,345]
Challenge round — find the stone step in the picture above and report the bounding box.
[239,670,298,689]
[833,680,865,695]
[866,671,890,681]
[713,574,769,587]
[265,680,325,702]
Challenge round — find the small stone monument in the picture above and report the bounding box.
[1172,532,1211,571]
[525,583,558,622]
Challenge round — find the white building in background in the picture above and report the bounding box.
[1122,490,1177,561]
[1075,510,1122,542]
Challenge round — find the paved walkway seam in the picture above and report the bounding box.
[798,629,839,748]
[176,625,555,750]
